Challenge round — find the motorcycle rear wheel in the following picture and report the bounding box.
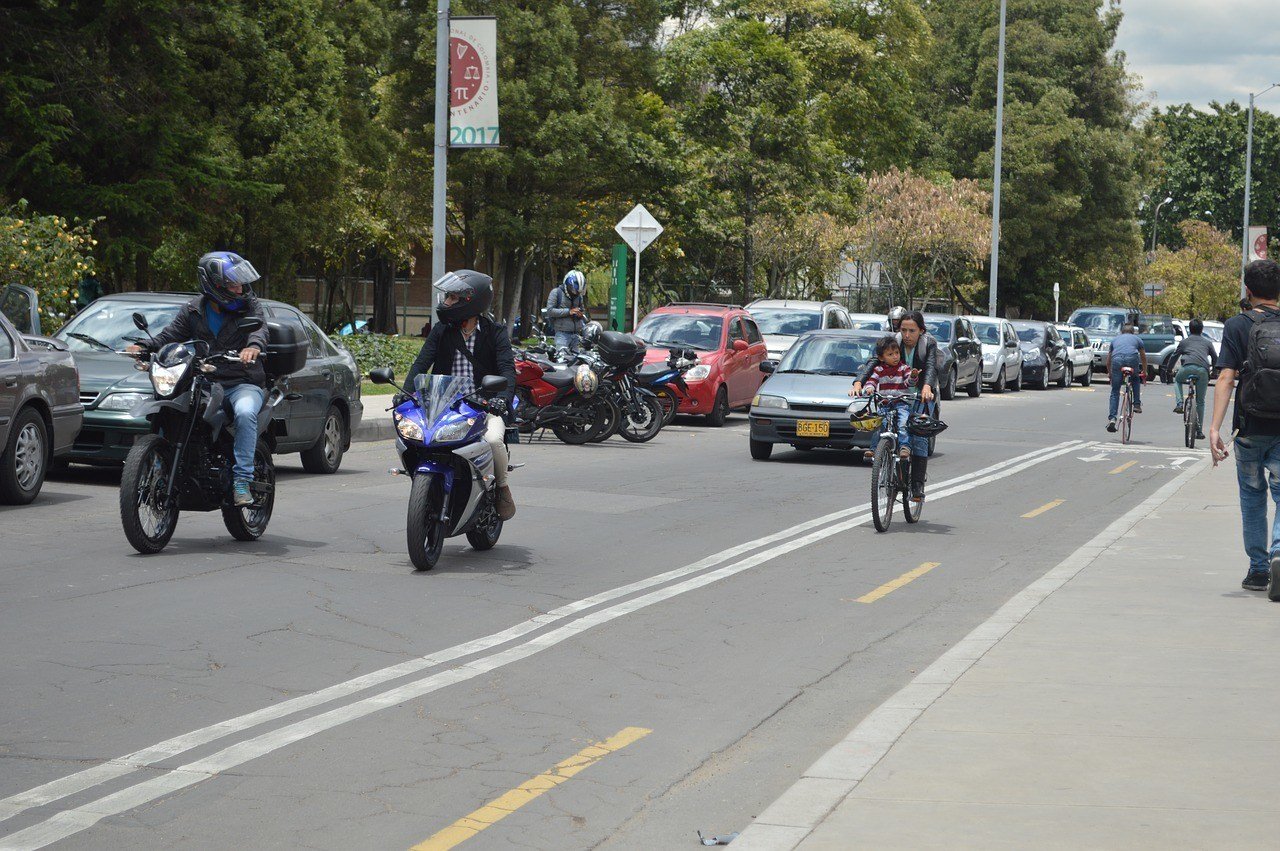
[620,394,664,443]
[120,434,180,554]
[654,388,679,425]
[551,398,607,445]
[222,441,276,541]
[407,474,447,571]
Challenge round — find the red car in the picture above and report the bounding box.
[634,303,769,426]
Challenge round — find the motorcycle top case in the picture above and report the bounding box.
[264,319,308,378]
[596,330,647,367]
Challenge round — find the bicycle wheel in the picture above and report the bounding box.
[870,437,896,533]
[1184,386,1197,449]
[902,457,923,524]
[1120,388,1132,445]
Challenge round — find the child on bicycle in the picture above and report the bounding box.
[853,336,916,459]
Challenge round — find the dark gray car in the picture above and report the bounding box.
[0,286,83,504]
[49,292,362,472]
[923,313,984,399]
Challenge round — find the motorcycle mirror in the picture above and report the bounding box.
[132,312,150,332]
[368,367,396,385]
[236,317,264,333]
[480,375,509,395]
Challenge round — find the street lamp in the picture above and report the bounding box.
[1242,82,1280,297]
[1149,195,1173,254]
[987,0,1008,318]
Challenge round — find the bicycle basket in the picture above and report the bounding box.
[906,412,948,437]
[847,397,883,432]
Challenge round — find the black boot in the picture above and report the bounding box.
[910,456,927,501]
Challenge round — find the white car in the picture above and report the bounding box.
[1055,324,1094,386]
[966,316,1024,392]
[746,299,854,362]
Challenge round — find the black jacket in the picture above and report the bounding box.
[405,316,518,407]
[146,296,269,388]
[856,332,939,392]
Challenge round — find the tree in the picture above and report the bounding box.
[1148,219,1240,320]
[0,201,99,330]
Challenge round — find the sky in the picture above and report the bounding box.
[1113,0,1280,111]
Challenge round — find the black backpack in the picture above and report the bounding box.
[1241,308,1280,419]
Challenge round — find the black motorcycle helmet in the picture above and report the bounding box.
[434,269,493,326]
[197,251,259,311]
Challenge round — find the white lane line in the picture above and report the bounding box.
[0,440,1084,826]
[0,442,1086,851]
[733,458,1211,850]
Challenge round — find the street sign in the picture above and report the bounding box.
[615,205,664,330]
[1142,283,1163,297]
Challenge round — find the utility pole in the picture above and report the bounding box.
[987,0,1008,318]
[1242,84,1278,298]
[430,0,450,321]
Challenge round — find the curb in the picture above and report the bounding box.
[352,408,394,443]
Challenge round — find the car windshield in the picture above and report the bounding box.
[777,336,878,376]
[971,321,1002,344]
[1070,312,1123,334]
[634,314,723,351]
[924,320,952,342]
[1201,325,1223,342]
[849,316,888,331]
[751,309,821,336]
[1143,317,1174,335]
[54,301,184,352]
[1015,327,1045,343]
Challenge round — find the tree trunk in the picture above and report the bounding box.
[371,251,397,334]
[507,255,531,336]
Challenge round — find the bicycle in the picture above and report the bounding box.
[857,392,941,533]
[1116,366,1137,445]
[1182,373,1199,449]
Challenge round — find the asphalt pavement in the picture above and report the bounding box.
[0,381,1217,849]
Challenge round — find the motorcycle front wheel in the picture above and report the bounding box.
[552,397,608,445]
[588,394,623,443]
[222,441,276,541]
[620,394,664,443]
[120,434,180,554]
[407,474,447,571]
[466,491,503,551]
[654,387,679,425]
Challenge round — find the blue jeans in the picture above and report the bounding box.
[1235,434,1280,574]
[224,383,265,483]
[907,400,934,458]
[554,331,581,353]
[1108,357,1142,420]
[881,402,911,451]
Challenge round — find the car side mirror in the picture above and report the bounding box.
[1006,340,1018,349]
[760,360,776,374]
[480,375,509,395]
[236,317,264,333]
[368,367,396,385]
[733,339,749,352]
[132,312,150,332]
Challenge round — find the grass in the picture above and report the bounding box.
[361,381,397,396]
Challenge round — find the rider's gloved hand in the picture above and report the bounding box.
[391,392,411,407]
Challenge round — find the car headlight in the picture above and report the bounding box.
[150,362,188,397]
[395,413,424,442]
[1024,347,1041,360]
[752,394,789,409]
[98,392,150,411]
[686,364,711,381]
[433,417,475,443]
[982,352,996,363]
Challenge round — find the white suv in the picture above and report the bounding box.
[966,316,1024,393]
[746,299,853,361]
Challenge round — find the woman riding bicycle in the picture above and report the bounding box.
[854,336,916,461]
[851,311,938,500]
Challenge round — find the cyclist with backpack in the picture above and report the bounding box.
[1209,259,1280,591]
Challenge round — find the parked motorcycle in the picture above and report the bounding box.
[513,345,617,444]
[592,331,665,443]
[369,369,511,571]
[634,348,698,427]
[118,312,306,554]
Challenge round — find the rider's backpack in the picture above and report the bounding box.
[1241,308,1280,419]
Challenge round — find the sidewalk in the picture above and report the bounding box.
[736,460,1280,849]
[353,399,393,442]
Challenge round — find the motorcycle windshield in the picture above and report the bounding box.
[414,374,464,423]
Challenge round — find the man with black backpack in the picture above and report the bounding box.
[1210,259,1280,591]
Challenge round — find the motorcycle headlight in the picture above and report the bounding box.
[752,394,789,409]
[98,392,150,411]
[150,362,188,397]
[686,364,711,381]
[395,413,424,442]
[433,417,475,444]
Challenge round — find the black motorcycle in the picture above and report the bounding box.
[117,312,306,553]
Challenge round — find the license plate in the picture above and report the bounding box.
[796,420,829,438]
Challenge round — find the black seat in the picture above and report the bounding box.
[542,369,575,388]
[635,363,669,383]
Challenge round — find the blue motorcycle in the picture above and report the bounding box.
[368,369,512,571]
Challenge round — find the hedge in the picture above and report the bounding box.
[333,334,423,380]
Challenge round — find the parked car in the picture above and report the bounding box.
[0,287,83,504]
[748,329,882,459]
[1157,319,1225,382]
[635,303,768,426]
[923,314,983,399]
[1068,306,1139,371]
[966,316,1024,392]
[1055,324,1094,386]
[847,313,890,331]
[746,299,853,362]
[1011,320,1071,389]
[48,292,362,471]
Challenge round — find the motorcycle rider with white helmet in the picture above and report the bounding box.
[546,270,588,352]
[888,305,907,332]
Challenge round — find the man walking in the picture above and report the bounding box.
[1209,259,1280,591]
[1171,318,1217,439]
[1105,323,1146,432]
[546,270,587,352]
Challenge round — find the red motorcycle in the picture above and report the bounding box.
[513,347,618,444]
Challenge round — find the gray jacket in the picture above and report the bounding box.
[545,286,585,334]
[1172,334,1218,372]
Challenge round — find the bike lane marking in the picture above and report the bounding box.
[854,563,941,604]
[1109,460,1138,474]
[409,727,651,851]
[1021,499,1065,518]
[0,441,1089,849]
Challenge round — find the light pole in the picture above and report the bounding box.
[430,0,451,324]
[987,0,1008,318]
[1242,83,1279,297]
[1149,195,1173,254]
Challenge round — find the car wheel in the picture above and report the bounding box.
[300,404,346,474]
[0,407,48,505]
[1081,367,1092,387]
[941,367,957,401]
[967,366,982,398]
[992,370,1006,393]
[749,438,772,460]
[1009,367,1022,392]
[706,385,730,427]
[1059,360,1072,388]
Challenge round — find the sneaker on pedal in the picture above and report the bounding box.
[1106,418,1117,433]
[1242,570,1269,591]
[1195,429,1205,440]
[1133,404,1143,414]
[1173,403,1184,414]
[233,481,253,506]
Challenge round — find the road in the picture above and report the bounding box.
[0,382,1205,850]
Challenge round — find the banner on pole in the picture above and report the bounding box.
[1249,226,1269,262]
[449,17,499,147]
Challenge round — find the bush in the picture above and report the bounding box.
[334,333,423,379]
[0,200,100,330]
